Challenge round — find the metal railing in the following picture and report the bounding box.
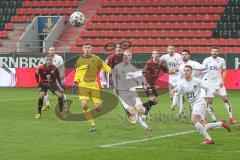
[0,39,71,53]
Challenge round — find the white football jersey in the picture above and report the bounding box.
[160,53,183,81]
[202,56,226,85]
[179,60,205,79]
[53,54,65,81]
[174,77,212,106]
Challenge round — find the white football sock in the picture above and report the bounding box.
[207,105,217,121]
[135,114,148,129]
[205,121,222,131]
[194,122,212,140]
[224,102,233,118]
[179,95,184,115]
[63,94,67,101]
[44,93,50,106]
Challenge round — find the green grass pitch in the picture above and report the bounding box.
[0,88,239,160]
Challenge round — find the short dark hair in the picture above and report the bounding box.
[182,49,190,54]
[184,65,192,70]
[83,42,91,46]
[212,46,219,50]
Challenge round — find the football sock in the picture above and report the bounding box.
[63,94,68,107]
[179,95,184,115]
[135,114,148,129]
[58,98,63,112]
[44,93,50,106]
[205,121,222,131]
[207,105,217,121]
[194,122,212,140]
[83,108,95,127]
[38,98,43,114]
[224,101,233,118]
[63,94,67,101]
[143,100,155,114]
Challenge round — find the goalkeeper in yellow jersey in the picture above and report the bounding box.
[73,42,112,132]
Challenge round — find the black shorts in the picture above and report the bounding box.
[38,84,63,94]
[145,86,158,97]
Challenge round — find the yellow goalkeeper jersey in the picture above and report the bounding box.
[74,54,112,84]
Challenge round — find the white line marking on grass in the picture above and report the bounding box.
[106,147,240,153]
[99,130,196,148]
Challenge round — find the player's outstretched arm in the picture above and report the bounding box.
[101,61,112,74]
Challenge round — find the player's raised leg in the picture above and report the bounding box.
[191,113,214,144]
[221,95,237,124]
[128,105,151,132]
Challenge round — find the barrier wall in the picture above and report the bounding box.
[0,52,240,89]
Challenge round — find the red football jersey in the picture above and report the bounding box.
[106,53,123,69]
[36,64,60,86]
[143,59,167,86]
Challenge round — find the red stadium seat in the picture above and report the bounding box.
[190,38,198,45]
[186,30,194,37]
[168,30,176,37]
[172,6,180,14]
[159,30,167,37]
[0,31,8,38]
[182,38,190,45]
[195,30,202,37]
[189,7,198,13]
[173,38,181,45]
[177,30,185,37]
[199,38,207,46]
[5,23,14,30]
[208,38,217,46]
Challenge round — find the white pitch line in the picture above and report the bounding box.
[106,146,240,153]
[100,130,196,148]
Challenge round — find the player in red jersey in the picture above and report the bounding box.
[35,55,65,119]
[100,42,123,88]
[142,49,168,115]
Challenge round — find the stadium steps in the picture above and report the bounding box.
[54,0,102,53]
[0,23,28,52]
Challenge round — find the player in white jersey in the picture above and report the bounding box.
[42,47,68,111]
[201,46,237,124]
[178,49,217,122]
[172,65,231,144]
[160,45,183,98]
[112,50,151,132]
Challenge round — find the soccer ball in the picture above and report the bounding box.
[69,11,85,27]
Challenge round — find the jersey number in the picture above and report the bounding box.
[186,92,195,99]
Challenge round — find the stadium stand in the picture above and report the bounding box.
[0,0,79,48]
[72,0,240,53]
[1,0,240,53]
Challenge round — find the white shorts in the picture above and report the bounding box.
[201,84,227,97]
[191,99,207,119]
[118,91,143,110]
